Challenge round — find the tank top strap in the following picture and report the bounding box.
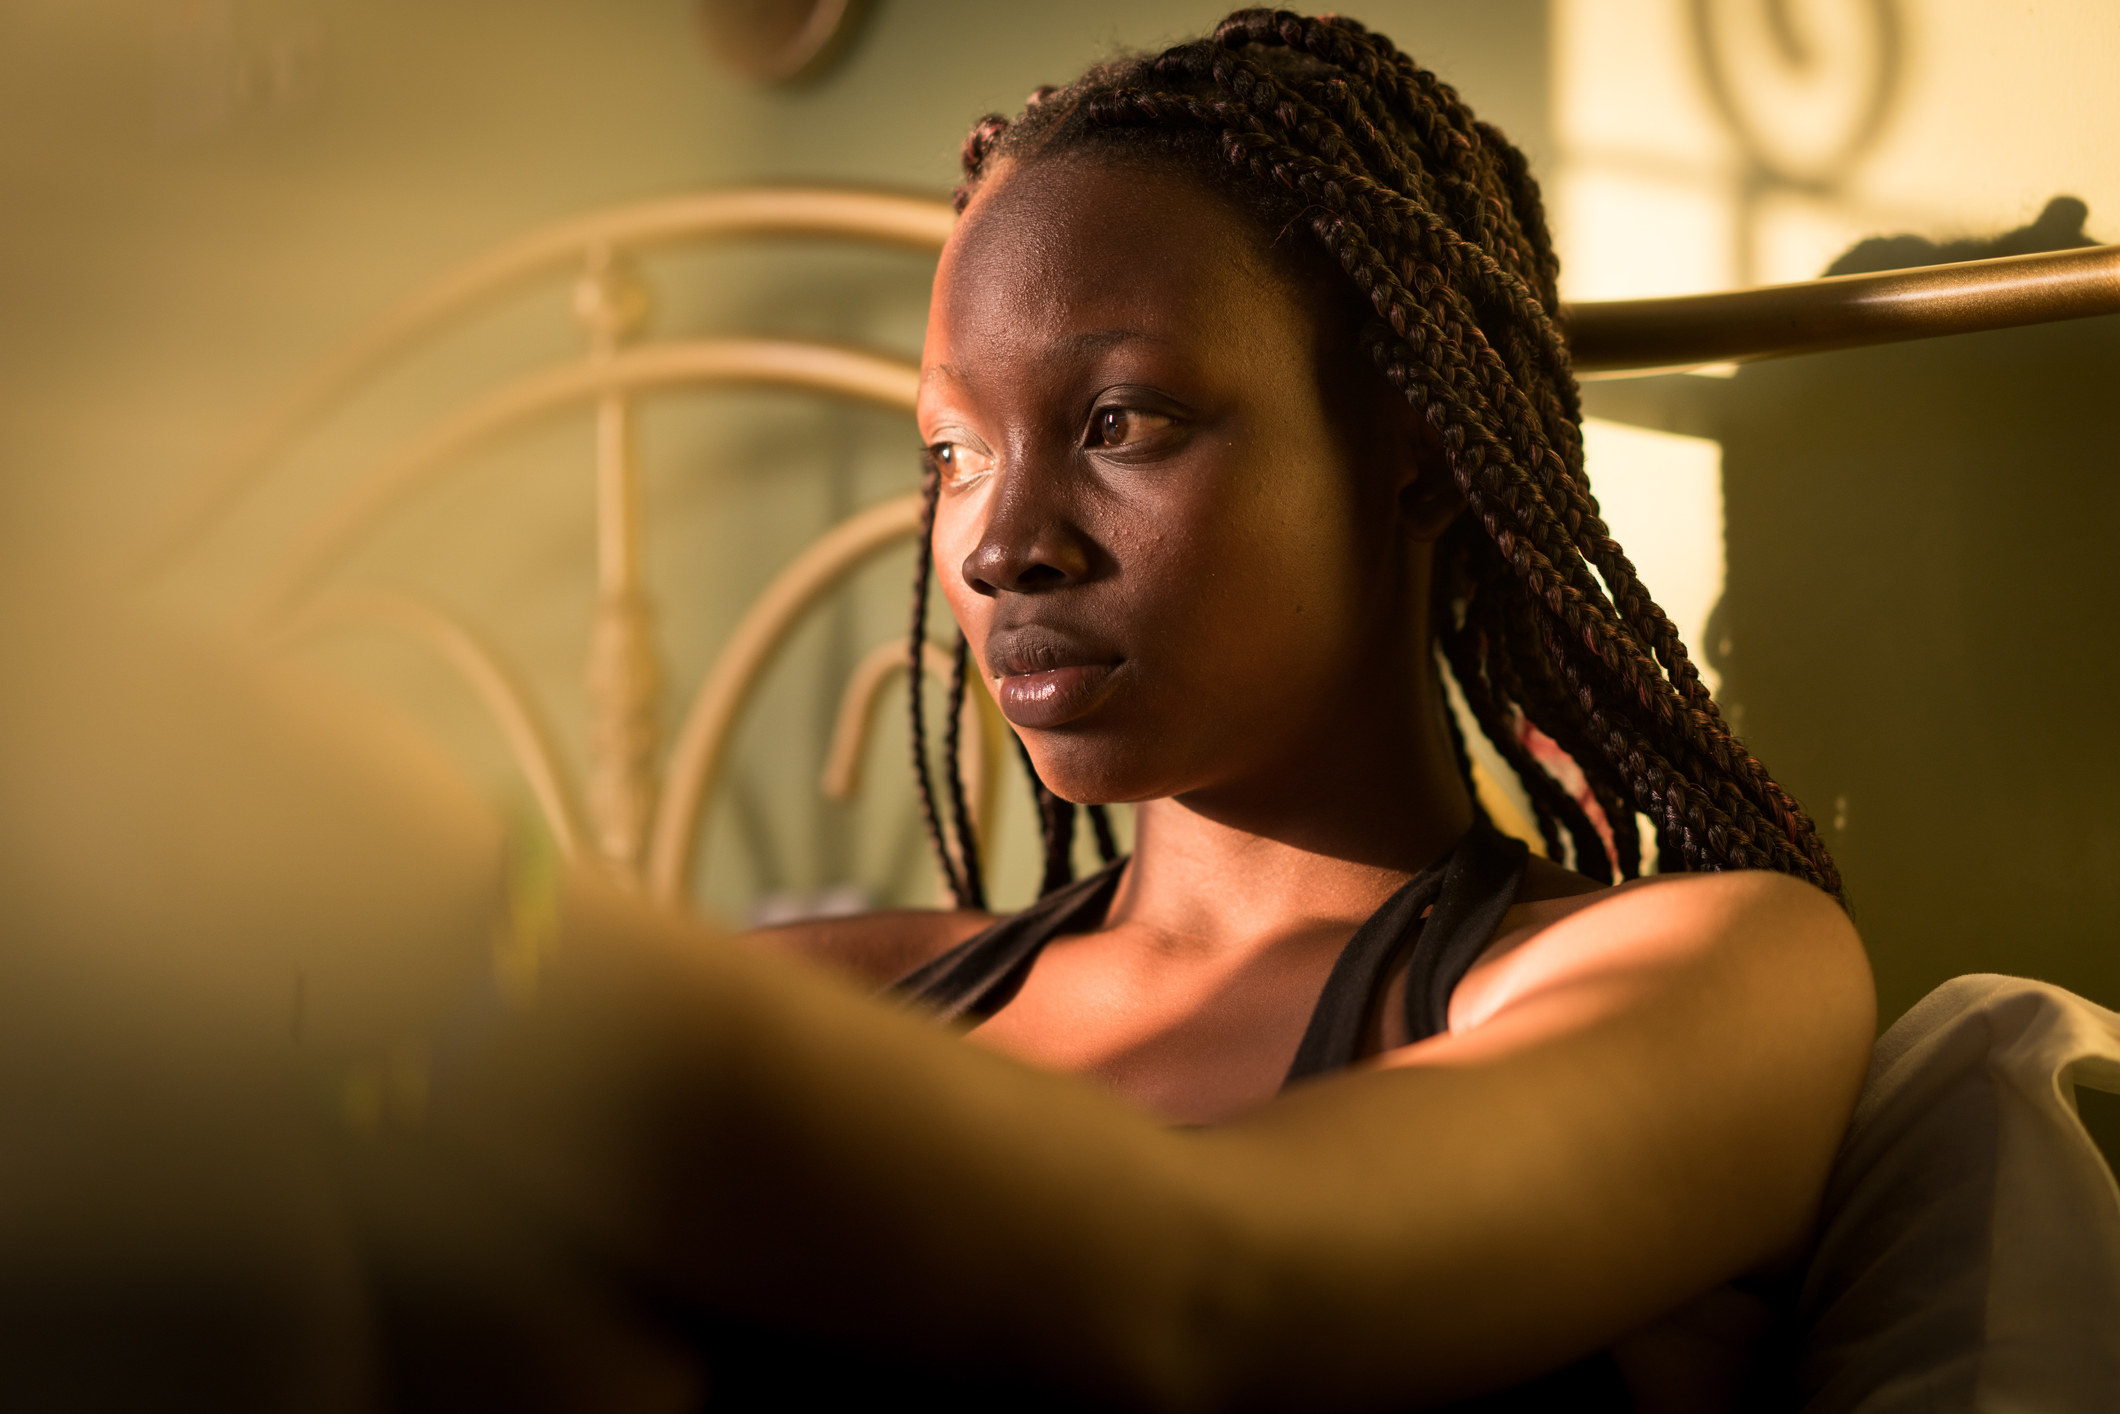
[1282,815,1529,1085]
[1402,814,1529,1042]
[891,858,1129,1022]
[1281,857,1452,1084]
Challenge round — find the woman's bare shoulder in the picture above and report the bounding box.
[1458,866,1871,1040]
[1375,869,1873,1303]
[1516,853,1609,905]
[741,907,999,990]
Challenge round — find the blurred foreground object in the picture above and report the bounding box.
[0,575,498,1407]
[0,580,738,1408]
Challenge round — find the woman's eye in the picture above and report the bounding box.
[931,441,994,481]
[1089,407,1171,450]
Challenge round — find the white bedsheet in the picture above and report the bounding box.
[1798,974,2120,1413]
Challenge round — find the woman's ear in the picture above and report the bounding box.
[1398,460,1465,541]
[1326,311,1465,541]
[1384,397,1463,542]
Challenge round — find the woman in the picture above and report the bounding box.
[753,9,1873,1409]
[0,11,1874,1412]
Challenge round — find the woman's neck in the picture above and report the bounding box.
[1104,697,1474,953]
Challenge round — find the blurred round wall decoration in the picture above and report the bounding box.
[699,0,865,84]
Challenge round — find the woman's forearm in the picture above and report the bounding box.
[413,871,1864,1411]
[0,592,1866,1410]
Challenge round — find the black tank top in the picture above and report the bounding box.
[897,812,1529,1068]
[889,814,1634,1413]
[700,817,1636,1412]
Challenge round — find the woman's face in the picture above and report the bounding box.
[919,152,1437,808]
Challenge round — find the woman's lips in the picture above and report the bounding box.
[983,624,1124,729]
[993,662,1120,730]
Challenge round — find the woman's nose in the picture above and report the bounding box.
[960,468,1093,597]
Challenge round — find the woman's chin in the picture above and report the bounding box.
[1017,731,1183,808]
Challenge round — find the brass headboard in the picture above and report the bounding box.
[144,187,2120,913]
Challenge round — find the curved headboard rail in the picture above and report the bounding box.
[648,493,925,903]
[140,187,957,576]
[255,338,922,618]
[281,588,590,863]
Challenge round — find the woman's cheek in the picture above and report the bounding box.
[930,523,982,625]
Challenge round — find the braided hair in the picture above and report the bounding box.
[908,7,1841,908]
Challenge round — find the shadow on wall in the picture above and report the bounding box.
[1584,198,2120,1026]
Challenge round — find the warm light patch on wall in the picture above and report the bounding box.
[1551,0,1737,299]
[1557,166,1735,301]
[1552,0,2120,296]
[1580,417,1725,697]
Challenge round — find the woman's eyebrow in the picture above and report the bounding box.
[920,327,1173,394]
[1051,327,1162,359]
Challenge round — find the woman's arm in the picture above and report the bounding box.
[443,868,1869,1411]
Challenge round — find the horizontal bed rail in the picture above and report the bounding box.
[1565,241,2120,373]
